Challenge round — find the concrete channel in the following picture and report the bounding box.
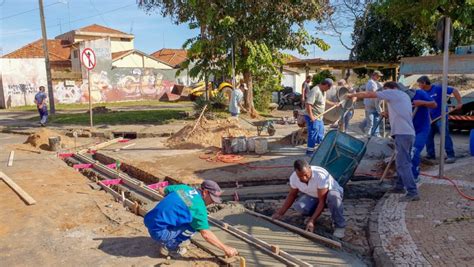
[62,149,368,266]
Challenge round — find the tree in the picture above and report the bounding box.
[351,5,426,63]
[139,0,332,116]
[377,0,474,52]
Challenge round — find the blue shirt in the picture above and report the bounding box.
[425,84,454,120]
[412,90,433,134]
[144,185,209,232]
[35,91,47,104]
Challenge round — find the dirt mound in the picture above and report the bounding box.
[167,118,254,149]
[24,128,75,151]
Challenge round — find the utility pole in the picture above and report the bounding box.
[38,0,55,114]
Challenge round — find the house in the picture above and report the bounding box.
[151,48,188,68]
[2,39,72,71]
[3,24,171,72]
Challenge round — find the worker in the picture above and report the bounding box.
[362,71,383,137]
[301,75,312,104]
[336,79,356,132]
[144,180,238,259]
[347,81,419,202]
[34,86,48,127]
[304,78,335,157]
[410,88,437,182]
[272,159,346,238]
[229,79,248,117]
[417,76,463,163]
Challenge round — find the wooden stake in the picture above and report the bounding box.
[184,104,207,141]
[380,152,396,184]
[7,151,14,167]
[0,171,36,205]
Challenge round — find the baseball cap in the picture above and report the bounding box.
[201,180,223,203]
[322,78,334,86]
[372,70,384,77]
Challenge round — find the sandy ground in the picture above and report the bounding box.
[0,133,217,267]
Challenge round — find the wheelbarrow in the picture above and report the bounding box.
[241,118,276,136]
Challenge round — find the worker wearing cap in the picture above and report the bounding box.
[362,71,383,136]
[417,76,463,163]
[229,79,248,117]
[144,180,238,258]
[304,78,335,157]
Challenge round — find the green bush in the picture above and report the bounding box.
[312,70,336,85]
[193,92,228,117]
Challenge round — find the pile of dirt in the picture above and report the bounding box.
[24,128,75,151]
[167,118,254,149]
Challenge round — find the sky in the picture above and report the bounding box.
[0,0,352,60]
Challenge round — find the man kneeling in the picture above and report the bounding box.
[272,159,346,238]
[144,180,238,258]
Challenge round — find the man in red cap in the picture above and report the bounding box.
[144,180,238,259]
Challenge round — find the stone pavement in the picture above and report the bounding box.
[370,157,474,266]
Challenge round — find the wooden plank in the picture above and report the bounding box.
[79,137,123,153]
[7,151,14,167]
[0,171,36,205]
[245,209,342,249]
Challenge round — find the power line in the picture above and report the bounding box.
[0,3,136,37]
[0,1,61,21]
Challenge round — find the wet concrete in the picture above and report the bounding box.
[211,205,367,266]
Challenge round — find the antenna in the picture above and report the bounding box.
[129,20,134,34]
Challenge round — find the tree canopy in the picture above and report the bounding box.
[139,0,332,114]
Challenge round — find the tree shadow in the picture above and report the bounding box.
[94,236,160,258]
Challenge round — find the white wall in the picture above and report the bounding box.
[0,58,47,108]
[112,53,173,69]
[110,39,134,53]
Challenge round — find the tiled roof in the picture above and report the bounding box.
[151,48,187,67]
[2,39,71,62]
[111,50,133,60]
[77,24,129,36]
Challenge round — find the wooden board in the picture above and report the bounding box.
[0,171,36,205]
[7,151,14,167]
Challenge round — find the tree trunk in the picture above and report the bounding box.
[241,45,257,118]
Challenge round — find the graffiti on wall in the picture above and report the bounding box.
[0,58,47,108]
[53,68,178,104]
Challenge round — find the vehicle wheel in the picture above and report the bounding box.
[220,86,233,105]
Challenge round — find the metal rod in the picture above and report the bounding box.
[439,17,450,179]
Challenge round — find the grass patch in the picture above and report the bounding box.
[11,100,192,112]
[47,109,189,125]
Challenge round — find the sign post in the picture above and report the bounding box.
[81,48,97,128]
[439,17,451,179]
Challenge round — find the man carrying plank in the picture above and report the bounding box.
[417,76,463,163]
[144,180,238,259]
[272,159,346,238]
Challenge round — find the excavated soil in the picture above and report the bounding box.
[23,128,75,151]
[167,118,254,149]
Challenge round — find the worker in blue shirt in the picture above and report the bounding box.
[411,89,437,182]
[144,180,238,259]
[417,76,463,163]
[34,86,48,127]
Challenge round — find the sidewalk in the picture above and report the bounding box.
[370,157,474,266]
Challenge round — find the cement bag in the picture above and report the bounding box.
[247,137,256,152]
[255,138,268,154]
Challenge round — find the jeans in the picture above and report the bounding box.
[364,109,380,136]
[426,120,455,158]
[394,135,418,196]
[412,129,430,179]
[148,224,195,251]
[292,192,346,228]
[230,112,239,117]
[38,106,48,124]
[304,115,324,154]
[343,110,353,132]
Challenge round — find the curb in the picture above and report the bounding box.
[368,193,395,267]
